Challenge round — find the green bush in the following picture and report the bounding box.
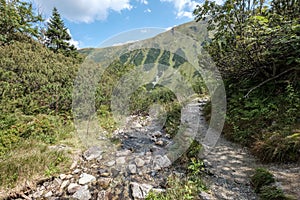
[259,186,292,200]
[251,168,275,192]
[0,113,73,157]
[0,41,79,115]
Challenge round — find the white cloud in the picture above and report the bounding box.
[66,29,80,48]
[139,0,149,5]
[144,8,152,13]
[112,40,139,47]
[160,0,201,19]
[33,0,132,23]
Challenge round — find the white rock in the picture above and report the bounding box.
[105,160,115,167]
[116,150,131,156]
[130,182,153,199]
[59,174,67,180]
[153,155,172,170]
[44,191,53,198]
[70,160,78,170]
[60,180,70,190]
[83,146,103,161]
[116,157,126,165]
[67,183,81,194]
[128,164,137,174]
[73,185,91,200]
[79,173,96,185]
[73,169,81,174]
[135,158,145,167]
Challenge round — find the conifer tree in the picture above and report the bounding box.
[0,0,42,45]
[45,7,77,57]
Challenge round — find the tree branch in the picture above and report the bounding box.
[244,67,296,98]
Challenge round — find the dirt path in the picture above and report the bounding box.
[201,134,300,199]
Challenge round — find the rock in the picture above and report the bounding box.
[73,169,81,174]
[66,174,73,179]
[79,173,96,185]
[59,174,67,180]
[130,182,153,199]
[73,185,91,200]
[135,158,145,167]
[128,164,137,174]
[153,155,172,169]
[105,160,115,167]
[97,190,108,200]
[132,121,143,128]
[155,140,164,146]
[54,178,62,187]
[32,190,43,199]
[60,180,70,190]
[111,168,120,178]
[98,178,112,189]
[100,172,110,177]
[116,150,131,156]
[67,183,81,194]
[116,157,126,165]
[152,188,166,193]
[44,191,53,198]
[199,191,213,200]
[83,146,103,161]
[70,160,78,170]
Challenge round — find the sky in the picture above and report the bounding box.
[32,0,211,49]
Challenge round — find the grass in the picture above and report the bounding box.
[0,114,82,196]
[146,140,207,200]
[0,140,71,191]
[146,175,206,200]
[250,168,296,200]
[250,168,275,192]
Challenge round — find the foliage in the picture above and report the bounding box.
[194,0,300,162]
[44,7,78,58]
[259,186,294,200]
[251,168,295,199]
[0,39,79,189]
[194,0,300,84]
[147,141,206,200]
[251,168,275,192]
[0,40,79,115]
[0,0,42,45]
[0,141,70,189]
[0,113,73,156]
[252,131,300,162]
[146,174,205,200]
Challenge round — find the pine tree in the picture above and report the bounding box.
[0,0,42,45]
[45,7,77,57]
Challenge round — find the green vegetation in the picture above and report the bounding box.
[251,168,275,192]
[0,0,42,45]
[0,39,80,189]
[194,0,300,162]
[44,7,78,58]
[251,168,295,200]
[146,140,207,200]
[1,0,299,197]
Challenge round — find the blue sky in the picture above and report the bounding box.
[32,0,209,48]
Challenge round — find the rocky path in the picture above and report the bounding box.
[200,133,300,200]
[5,98,300,200]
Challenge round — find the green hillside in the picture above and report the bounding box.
[1,1,299,198]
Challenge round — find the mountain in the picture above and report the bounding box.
[77,21,209,96]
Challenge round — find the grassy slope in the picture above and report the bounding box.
[0,40,82,193]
